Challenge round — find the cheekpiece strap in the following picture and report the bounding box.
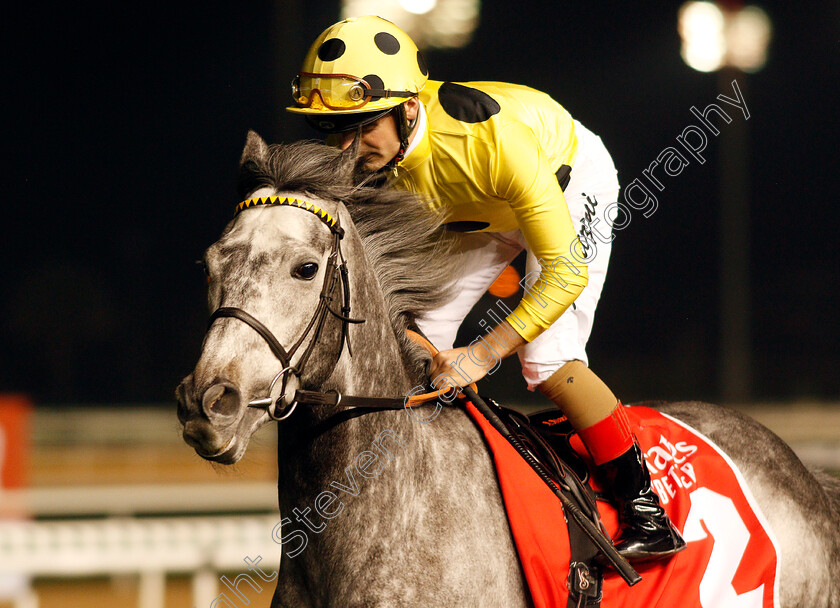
[236,196,344,237]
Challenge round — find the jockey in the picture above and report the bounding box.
[287,15,685,562]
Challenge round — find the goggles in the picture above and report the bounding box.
[291,72,415,111]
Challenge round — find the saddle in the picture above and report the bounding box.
[477,396,610,608]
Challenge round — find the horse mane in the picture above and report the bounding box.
[239,139,461,378]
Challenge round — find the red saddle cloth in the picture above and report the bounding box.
[464,402,780,608]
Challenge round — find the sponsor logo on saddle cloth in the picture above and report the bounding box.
[589,408,780,608]
[465,403,780,608]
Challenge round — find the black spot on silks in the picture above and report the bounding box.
[417,51,428,76]
[363,74,385,101]
[374,32,400,55]
[318,38,346,61]
[438,82,501,123]
[443,221,491,232]
[555,164,572,192]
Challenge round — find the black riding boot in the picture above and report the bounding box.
[597,441,686,562]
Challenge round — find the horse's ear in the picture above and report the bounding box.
[238,131,270,199]
[240,130,269,166]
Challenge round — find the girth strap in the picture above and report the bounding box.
[567,520,603,608]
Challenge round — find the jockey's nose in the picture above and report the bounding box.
[338,131,356,151]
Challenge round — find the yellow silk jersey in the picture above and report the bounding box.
[394,80,589,342]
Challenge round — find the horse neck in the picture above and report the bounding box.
[268,213,502,587]
[276,217,422,485]
[330,223,415,398]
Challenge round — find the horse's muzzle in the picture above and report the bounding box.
[176,375,245,461]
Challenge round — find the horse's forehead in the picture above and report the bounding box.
[222,204,333,251]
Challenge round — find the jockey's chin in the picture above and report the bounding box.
[357,151,388,172]
[354,156,394,186]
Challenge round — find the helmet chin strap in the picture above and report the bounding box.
[388,102,417,168]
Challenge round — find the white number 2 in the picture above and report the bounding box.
[683,487,766,608]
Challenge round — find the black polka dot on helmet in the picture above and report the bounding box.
[362,74,385,101]
[317,38,345,62]
[374,32,400,55]
[417,51,428,77]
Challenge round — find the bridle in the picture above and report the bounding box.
[204,195,459,430]
[207,196,363,421]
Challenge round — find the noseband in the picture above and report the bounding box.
[207,196,364,420]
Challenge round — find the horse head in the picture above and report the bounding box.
[176,132,366,463]
[177,130,462,466]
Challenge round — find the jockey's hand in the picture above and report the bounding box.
[429,346,492,388]
[428,322,526,388]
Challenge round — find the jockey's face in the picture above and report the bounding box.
[336,98,420,172]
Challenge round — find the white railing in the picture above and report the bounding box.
[1,482,278,517]
[0,483,282,608]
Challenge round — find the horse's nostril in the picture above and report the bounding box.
[201,382,242,419]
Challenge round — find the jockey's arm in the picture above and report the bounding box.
[430,122,587,387]
[428,319,526,387]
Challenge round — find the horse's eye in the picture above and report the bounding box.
[293,262,319,280]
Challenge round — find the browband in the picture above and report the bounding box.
[236,196,344,237]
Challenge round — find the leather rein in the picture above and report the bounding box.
[206,196,446,425]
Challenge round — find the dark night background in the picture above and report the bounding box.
[3,1,838,407]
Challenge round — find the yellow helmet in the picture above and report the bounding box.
[287,16,428,132]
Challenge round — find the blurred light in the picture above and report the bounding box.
[679,2,727,72]
[727,6,772,72]
[399,0,437,15]
[341,0,480,49]
[488,265,521,298]
[679,1,772,72]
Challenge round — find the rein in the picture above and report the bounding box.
[294,330,473,409]
[293,331,473,442]
[205,195,453,426]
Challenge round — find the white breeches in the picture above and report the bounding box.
[417,121,620,390]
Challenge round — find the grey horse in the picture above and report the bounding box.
[176,132,840,607]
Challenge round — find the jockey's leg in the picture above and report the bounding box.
[537,361,686,562]
[521,123,683,561]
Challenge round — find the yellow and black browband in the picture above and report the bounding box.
[235,196,344,236]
